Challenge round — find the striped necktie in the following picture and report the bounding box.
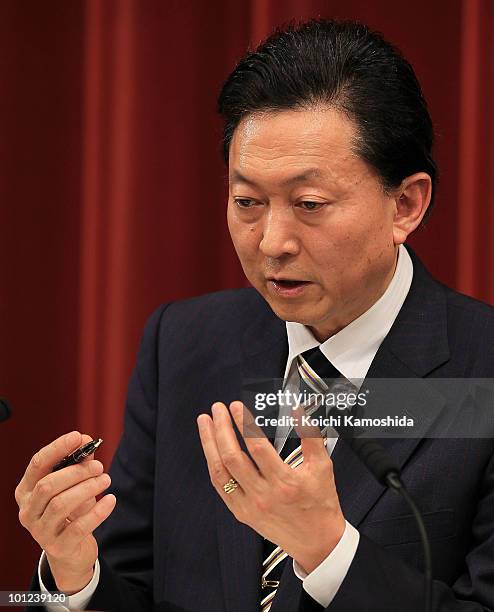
[260,347,344,611]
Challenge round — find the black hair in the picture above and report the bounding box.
[217,18,437,222]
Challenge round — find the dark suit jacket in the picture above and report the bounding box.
[31,247,494,611]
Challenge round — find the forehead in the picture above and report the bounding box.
[229,107,363,184]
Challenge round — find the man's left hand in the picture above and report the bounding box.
[197,400,346,574]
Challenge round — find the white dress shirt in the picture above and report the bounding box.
[40,244,413,611]
[39,551,100,610]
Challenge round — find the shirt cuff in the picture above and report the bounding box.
[293,520,360,607]
[38,550,100,611]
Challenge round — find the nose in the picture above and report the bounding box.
[259,208,300,259]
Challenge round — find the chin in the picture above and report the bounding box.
[265,299,319,325]
[258,295,291,320]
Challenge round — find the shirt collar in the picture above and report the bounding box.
[283,244,414,381]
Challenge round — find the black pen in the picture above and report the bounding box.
[52,438,103,472]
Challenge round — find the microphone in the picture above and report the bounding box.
[346,434,401,486]
[0,398,12,423]
[315,396,401,486]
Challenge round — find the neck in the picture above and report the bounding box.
[308,247,400,342]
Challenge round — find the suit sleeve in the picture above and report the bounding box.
[297,451,494,612]
[84,303,169,612]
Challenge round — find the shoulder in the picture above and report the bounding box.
[158,286,270,328]
[435,280,494,376]
[393,246,494,376]
[408,245,494,333]
[140,287,275,356]
[440,281,494,334]
[444,284,494,317]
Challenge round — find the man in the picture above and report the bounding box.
[16,18,494,612]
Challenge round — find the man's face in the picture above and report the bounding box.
[227,107,400,341]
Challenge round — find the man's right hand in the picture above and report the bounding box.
[15,431,116,594]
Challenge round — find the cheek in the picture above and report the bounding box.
[227,204,242,249]
[331,201,393,252]
[307,207,393,279]
[332,214,394,283]
[227,206,258,260]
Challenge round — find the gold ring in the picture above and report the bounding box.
[223,478,238,494]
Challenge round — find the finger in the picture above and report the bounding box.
[37,473,112,539]
[25,459,104,523]
[63,434,100,514]
[16,431,83,502]
[61,432,100,520]
[75,433,97,463]
[292,404,327,463]
[51,494,117,558]
[67,496,96,521]
[211,403,265,494]
[49,433,98,470]
[229,401,284,480]
[197,412,246,500]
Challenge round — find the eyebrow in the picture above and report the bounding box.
[229,168,325,188]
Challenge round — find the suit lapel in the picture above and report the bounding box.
[335,246,451,524]
[333,347,447,527]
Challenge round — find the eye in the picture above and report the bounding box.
[233,198,257,209]
[297,201,325,211]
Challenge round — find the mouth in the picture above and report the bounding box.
[266,278,311,297]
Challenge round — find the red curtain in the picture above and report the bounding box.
[457,0,494,301]
[1,0,492,591]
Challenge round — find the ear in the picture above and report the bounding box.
[392,173,432,245]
